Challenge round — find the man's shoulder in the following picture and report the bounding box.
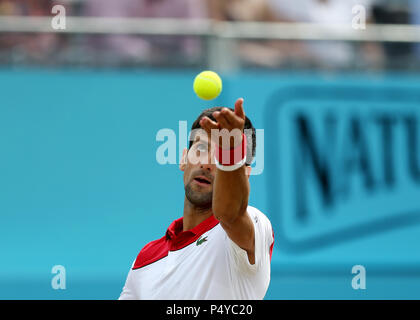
[246,205,271,226]
[132,235,169,270]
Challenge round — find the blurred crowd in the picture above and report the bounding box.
[0,0,419,70]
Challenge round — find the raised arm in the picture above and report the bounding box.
[199,98,255,264]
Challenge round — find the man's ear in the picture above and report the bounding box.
[246,165,252,178]
[180,148,188,171]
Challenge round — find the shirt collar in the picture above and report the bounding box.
[165,214,219,240]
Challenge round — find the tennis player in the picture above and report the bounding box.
[119,98,274,299]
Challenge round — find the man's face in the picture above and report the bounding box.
[180,131,216,208]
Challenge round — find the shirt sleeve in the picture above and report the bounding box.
[118,260,138,300]
[227,206,274,275]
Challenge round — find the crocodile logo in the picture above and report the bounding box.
[196,236,208,246]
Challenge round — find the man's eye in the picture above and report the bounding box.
[196,144,208,152]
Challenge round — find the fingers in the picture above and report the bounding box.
[234,98,245,120]
[199,116,219,135]
[213,110,231,129]
[215,107,244,129]
[201,98,245,137]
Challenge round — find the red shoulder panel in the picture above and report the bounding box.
[132,236,169,270]
[269,228,274,261]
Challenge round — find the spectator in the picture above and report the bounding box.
[0,0,63,65]
[82,0,208,66]
[372,0,415,68]
[267,0,380,68]
[410,0,420,58]
[208,0,295,68]
[208,0,276,22]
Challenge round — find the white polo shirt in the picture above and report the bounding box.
[118,205,274,300]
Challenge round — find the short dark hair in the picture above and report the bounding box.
[189,107,256,166]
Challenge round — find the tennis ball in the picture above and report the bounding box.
[193,71,222,100]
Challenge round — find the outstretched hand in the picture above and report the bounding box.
[199,98,245,149]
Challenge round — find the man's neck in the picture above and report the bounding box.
[182,197,213,231]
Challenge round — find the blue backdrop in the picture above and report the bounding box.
[1,69,419,299]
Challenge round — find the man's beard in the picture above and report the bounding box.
[184,182,212,209]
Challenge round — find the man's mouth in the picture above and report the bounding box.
[193,176,212,186]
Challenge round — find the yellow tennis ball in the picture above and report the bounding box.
[193,71,222,100]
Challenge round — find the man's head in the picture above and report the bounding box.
[180,107,256,209]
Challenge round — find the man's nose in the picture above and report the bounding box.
[200,161,213,172]
[200,151,214,172]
